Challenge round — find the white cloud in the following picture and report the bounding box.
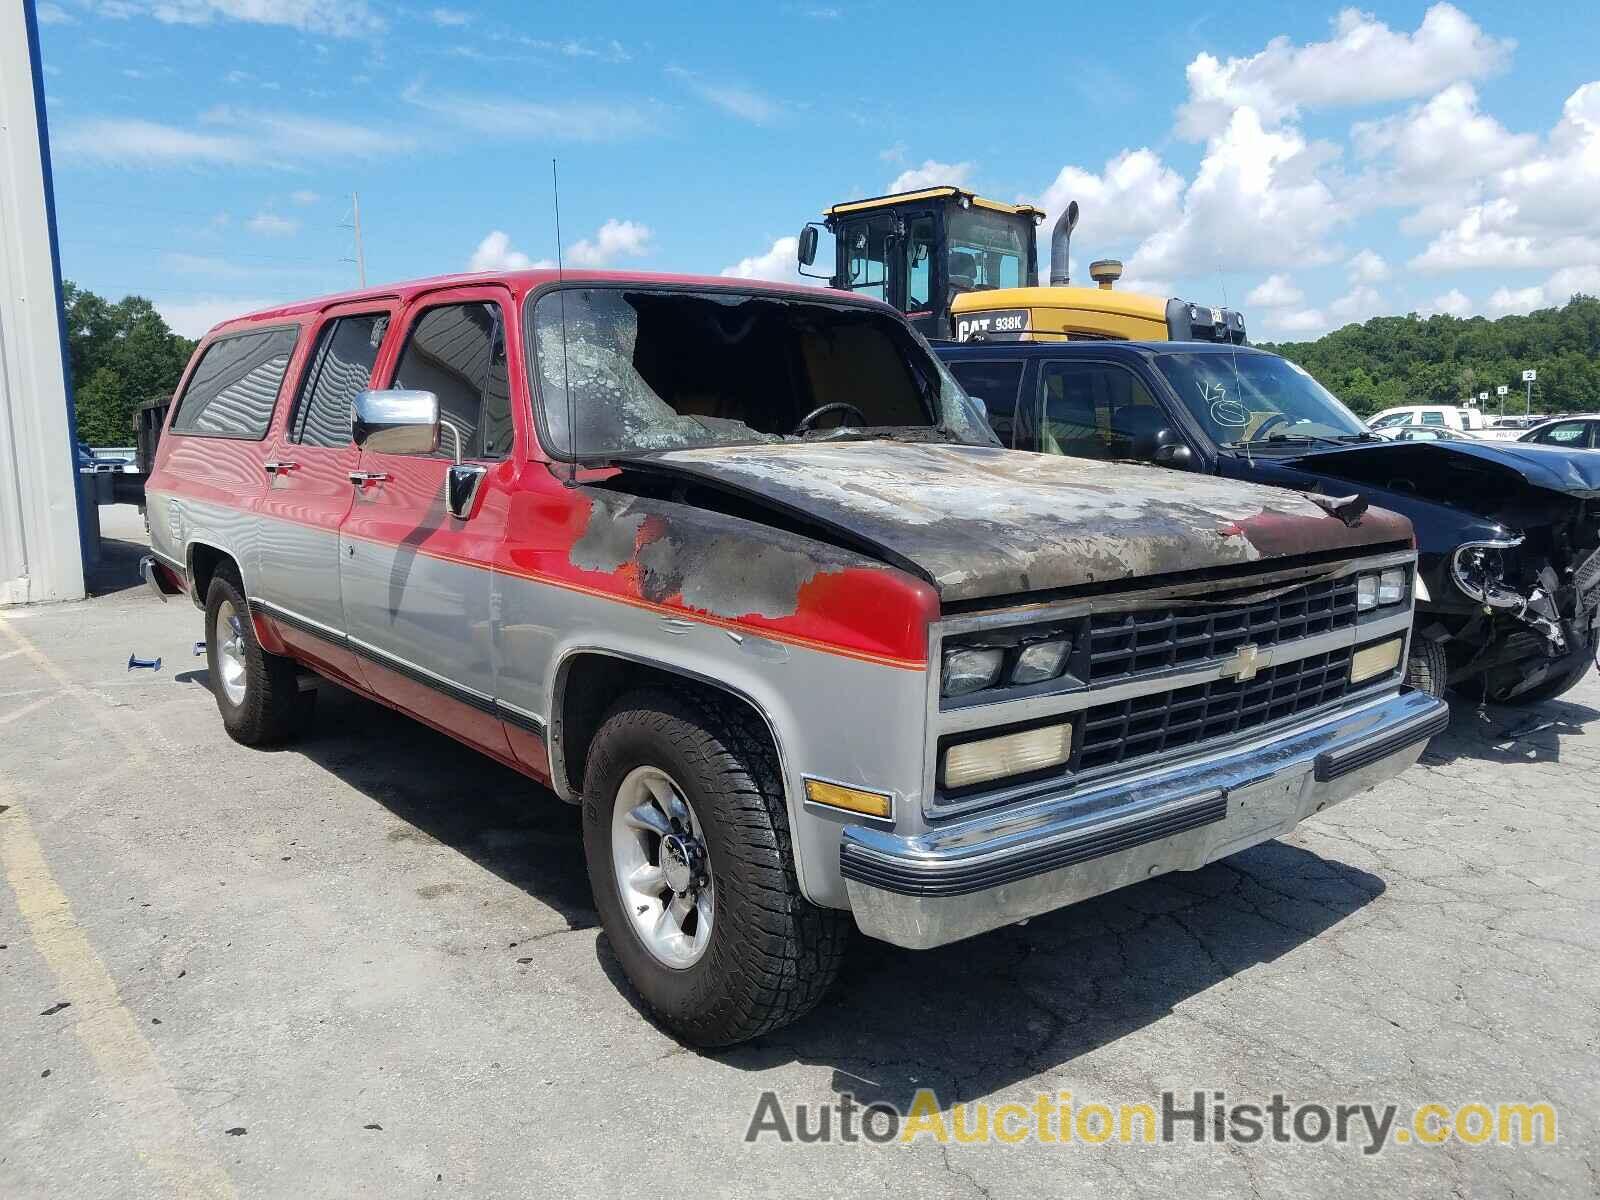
[1428,288,1473,317]
[1247,273,1304,307]
[1269,308,1328,335]
[721,236,804,284]
[567,219,652,268]
[1487,266,1600,315]
[1406,81,1600,273]
[401,82,655,141]
[430,7,469,26]
[147,0,381,36]
[54,118,251,165]
[154,296,279,337]
[466,220,649,272]
[246,211,298,236]
[1129,107,1344,279]
[289,189,319,205]
[665,66,779,124]
[1328,284,1384,323]
[522,37,630,63]
[55,108,409,168]
[1035,148,1184,251]
[1485,284,1547,316]
[1178,3,1512,138]
[202,106,401,160]
[37,3,75,23]
[468,231,544,271]
[886,159,973,193]
[1346,249,1390,283]
[1352,83,1535,193]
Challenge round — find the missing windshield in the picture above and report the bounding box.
[529,286,991,461]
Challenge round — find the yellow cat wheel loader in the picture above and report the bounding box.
[796,187,1245,344]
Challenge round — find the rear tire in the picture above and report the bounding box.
[1405,638,1448,699]
[581,687,849,1048]
[204,565,310,746]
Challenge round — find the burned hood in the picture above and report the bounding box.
[1289,439,1600,501]
[628,442,1412,603]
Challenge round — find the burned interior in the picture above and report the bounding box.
[527,285,991,459]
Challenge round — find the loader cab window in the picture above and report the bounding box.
[841,216,893,302]
[947,208,1028,299]
[905,216,935,312]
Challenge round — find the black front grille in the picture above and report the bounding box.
[1086,575,1358,684]
[1074,647,1355,773]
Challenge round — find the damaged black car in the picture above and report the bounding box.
[939,340,1600,704]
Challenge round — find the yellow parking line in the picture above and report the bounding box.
[0,615,150,768]
[0,789,236,1199]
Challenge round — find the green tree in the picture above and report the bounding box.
[61,281,195,444]
[74,366,128,446]
[1259,296,1600,418]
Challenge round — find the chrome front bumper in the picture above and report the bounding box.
[840,688,1449,949]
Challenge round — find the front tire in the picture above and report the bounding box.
[1487,656,1594,707]
[1405,638,1448,699]
[204,566,310,746]
[581,688,849,1048]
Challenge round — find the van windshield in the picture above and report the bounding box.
[530,286,994,459]
[1154,351,1367,446]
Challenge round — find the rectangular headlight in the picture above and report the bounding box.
[1378,567,1406,606]
[1011,638,1072,685]
[943,723,1072,790]
[1350,637,1403,683]
[942,646,1005,697]
[1356,574,1379,611]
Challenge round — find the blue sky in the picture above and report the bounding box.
[33,0,1600,339]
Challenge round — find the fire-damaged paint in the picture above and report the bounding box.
[144,265,1441,1002]
[624,442,1412,603]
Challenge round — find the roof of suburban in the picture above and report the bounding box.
[209,269,858,338]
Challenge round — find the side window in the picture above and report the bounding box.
[841,217,891,302]
[1038,361,1165,461]
[1420,411,1445,427]
[905,216,935,311]
[290,313,389,448]
[170,327,299,439]
[1537,421,1587,446]
[391,301,512,460]
[947,360,1024,447]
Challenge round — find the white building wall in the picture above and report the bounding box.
[0,0,86,604]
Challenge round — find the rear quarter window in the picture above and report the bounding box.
[170,326,300,439]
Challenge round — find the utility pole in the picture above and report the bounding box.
[352,191,366,287]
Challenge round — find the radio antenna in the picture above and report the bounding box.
[553,158,576,485]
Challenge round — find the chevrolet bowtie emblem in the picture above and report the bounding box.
[1220,643,1263,682]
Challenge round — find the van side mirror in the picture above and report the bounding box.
[352,389,440,455]
[797,224,819,267]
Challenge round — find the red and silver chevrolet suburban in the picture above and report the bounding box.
[142,270,1446,1046]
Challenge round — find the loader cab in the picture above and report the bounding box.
[797,187,1043,339]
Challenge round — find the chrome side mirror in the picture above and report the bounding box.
[352,389,440,455]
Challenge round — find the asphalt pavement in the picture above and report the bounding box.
[2,505,1596,1198]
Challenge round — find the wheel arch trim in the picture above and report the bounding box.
[547,643,816,902]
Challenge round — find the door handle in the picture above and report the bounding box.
[348,471,391,486]
[264,461,298,476]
